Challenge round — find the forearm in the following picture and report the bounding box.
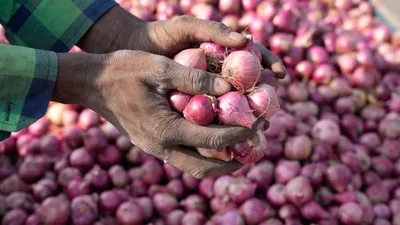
[0,44,57,139]
[77,5,146,53]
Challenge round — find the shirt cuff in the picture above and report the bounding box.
[5,0,117,52]
[0,44,58,133]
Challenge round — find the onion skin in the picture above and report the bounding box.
[168,91,192,113]
[285,176,313,206]
[230,130,267,164]
[183,95,216,125]
[221,51,262,92]
[248,83,280,120]
[173,48,207,71]
[217,91,257,129]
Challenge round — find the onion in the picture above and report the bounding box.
[285,176,313,206]
[183,95,216,125]
[196,147,233,162]
[247,83,280,120]
[338,202,363,225]
[326,164,352,193]
[218,0,240,14]
[217,91,257,128]
[274,160,301,184]
[230,130,267,164]
[221,51,262,92]
[173,48,207,71]
[284,135,312,160]
[200,42,226,73]
[272,9,297,33]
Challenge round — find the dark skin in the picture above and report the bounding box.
[52,6,287,178]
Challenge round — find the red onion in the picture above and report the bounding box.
[116,200,144,225]
[246,161,273,189]
[190,3,221,21]
[228,177,256,203]
[183,95,216,125]
[221,51,261,92]
[181,194,207,212]
[240,198,270,225]
[2,209,28,225]
[167,90,192,113]
[167,179,185,199]
[272,9,297,33]
[338,202,363,225]
[182,173,200,190]
[326,164,352,193]
[274,160,301,184]
[221,14,239,31]
[285,176,313,206]
[308,46,329,65]
[312,64,338,85]
[108,165,130,188]
[300,163,326,186]
[284,135,312,160]
[218,0,240,14]
[37,196,70,225]
[198,177,214,199]
[173,48,207,71]
[268,33,294,55]
[330,77,352,96]
[241,0,260,11]
[217,91,257,128]
[279,204,298,220]
[212,209,244,225]
[97,145,122,168]
[266,184,287,206]
[181,211,206,225]
[301,201,329,221]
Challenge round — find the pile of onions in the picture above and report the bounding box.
[1,0,400,224]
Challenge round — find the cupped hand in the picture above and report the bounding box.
[78,6,287,79]
[135,15,288,79]
[53,50,264,178]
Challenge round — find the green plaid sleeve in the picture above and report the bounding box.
[0,43,58,141]
[0,0,117,141]
[2,0,117,52]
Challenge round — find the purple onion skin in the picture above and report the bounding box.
[181,194,207,213]
[70,195,98,225]
[25,214,43,225]
[99,190,122,213]
[325,164,352,193]
[116,200,144,225]
[213,175,234,197]
[279,204,298,220]
[2,209,28,225]
[5,192,34,212]
[240,198,269,225]
[153,193,179,214]
[199,177,214,199]
[181,211,206,225]
[213,209,245,225]
[274,160,301,184]
[37,196,70,225]
[140,159,164,185]
[247,161,274,189]
[373,204,391,219]
[163,164,182,179]
[167,179,186,199]
[338,202,363,225]
[366,183,390,204]
[300,163,326,186]
[267,183,287,206]
[259,218,283,225]
[285,176,313,206]
[182,173,200,190]
[135,196,153,221]
[228,177,257,204]
[166,209,185,225]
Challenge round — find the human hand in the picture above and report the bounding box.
[78,6,287,79]
[52,50,264,178]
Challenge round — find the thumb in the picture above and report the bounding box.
[175,16,248,48]
[170,64,232,96]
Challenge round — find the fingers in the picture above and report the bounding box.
[256,43,288,79]
[175,15,247,48]
[169,117,264,149]
[163,145,243,178]
[170,63,232,96]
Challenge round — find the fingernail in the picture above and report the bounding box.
[214,77,231,94]
[229,32,246,42]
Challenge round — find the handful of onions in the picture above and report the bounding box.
[168,37,281,164]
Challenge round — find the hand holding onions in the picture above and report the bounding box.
[169,37,282,164]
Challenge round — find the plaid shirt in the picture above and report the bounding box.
[0,0,117,141]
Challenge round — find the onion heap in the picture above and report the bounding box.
[0,0,400,224]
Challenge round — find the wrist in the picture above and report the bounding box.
[77,5,146,53]
[52,53,105,107]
